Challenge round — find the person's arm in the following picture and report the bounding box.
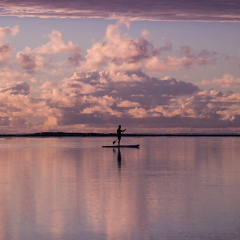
[122,129,126,132]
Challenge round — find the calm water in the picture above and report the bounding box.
[0,137,240,240]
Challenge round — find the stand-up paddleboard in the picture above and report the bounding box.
[102,144,140,148]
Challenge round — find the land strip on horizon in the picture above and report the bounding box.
[1,132,240,138]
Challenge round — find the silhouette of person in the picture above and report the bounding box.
[117,125,126,146]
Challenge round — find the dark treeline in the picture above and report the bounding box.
[1,132,240,138]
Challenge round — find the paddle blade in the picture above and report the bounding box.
[113,140,117,144]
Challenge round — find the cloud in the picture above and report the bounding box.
[0,80,62,132]
[0,21,240,133]
[0,1,240,22]
[118,90,240,130]
[0,25,19,44]
[146,48,217,73]
[141,29,151,38]
[224,54,240,68]
[0,67,36,84]
[38,68,240,132]
[40,70,199,127]
[84,21,170,72]
[83,22,216,74]
[213,74,240,88]
[35,30,80,55]
[17,30,81,73]
[16,49,42,74]
[0,117,11,127]
[0,81,31,95]
[0,26,19,65]
[0,44,13,65]
[117,100,141,108]
[1,68,240,133]
[200,74,240,88]
[156,90,240,122]
[67,52,82,67]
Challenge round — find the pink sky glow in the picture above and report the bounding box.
[0,1,240,134]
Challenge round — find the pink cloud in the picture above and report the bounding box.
[0,77,62,132]
[0,25,19,44]
[0,67,36,84]
[0,81,31,95]
[0,67,240,133]
[146,48,216,73]
[213,74,240,88]
[117,100,141,108]
[81,95,121,117]
[36,30,80,54]
[162,90,240,121]
[17,30,81,73]
[67,52,82,67]
[16,48,48,74]
[16,51,38,74]
[84,21,168,72]
[83,23,218,75]
[0,1,240,22]
[0,22,240,133]
[38,69,200,128]
[200,74,240,89]
[0,26,19,65]
[0,44,13,65]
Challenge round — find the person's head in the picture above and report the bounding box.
[118,125,121,128]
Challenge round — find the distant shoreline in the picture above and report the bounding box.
[1,132,240,138]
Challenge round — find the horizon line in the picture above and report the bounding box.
[1,132,240,138]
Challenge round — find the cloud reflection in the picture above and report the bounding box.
[0,137,240,239]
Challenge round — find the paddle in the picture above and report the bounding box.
[113,139,117,144]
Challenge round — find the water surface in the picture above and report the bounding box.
[0,137,240,240]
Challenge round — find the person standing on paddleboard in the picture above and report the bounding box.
[117,125,126,146]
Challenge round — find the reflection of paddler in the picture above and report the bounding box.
[117,148,121,169]
[117,125,126,146]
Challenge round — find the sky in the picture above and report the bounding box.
[0,0,240,134]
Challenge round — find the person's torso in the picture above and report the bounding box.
[117,129,121,135]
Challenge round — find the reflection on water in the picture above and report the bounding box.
[113,148,122,170]
[0,137,240,240]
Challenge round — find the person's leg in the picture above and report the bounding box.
[118,136,121,146]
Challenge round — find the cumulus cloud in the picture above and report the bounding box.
[37,68,240,131]
[117,100,141,108]
[0,25,19,44]
[83,22,216,74]
[39,70,200,127]
[67,52,82,67]
[16,49,43,74]
[0,21,240,133]
[200,74,240,88]
[213,74,240,88]
[83,21,171,73]
[146,48,217,73]
[152,89,240,123]
[0,44,13,65]
[0,0,240,22]
[1,68,240,133]
[0,80,62,132]
[0,81,31,95]
[0,67,36,84]
[0,26,19,65]
[17,30,81,73]
[35,30,80,55]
